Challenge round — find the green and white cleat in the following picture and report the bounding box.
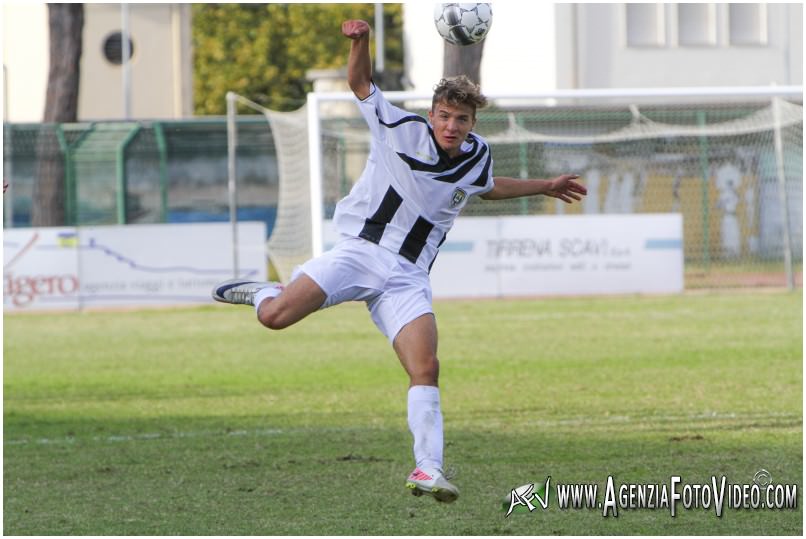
[212,279,282,306]
[406,467,459,503]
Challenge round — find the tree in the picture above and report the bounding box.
[32,3,84,226]
[442,41,485,84]
[192,4,404,114]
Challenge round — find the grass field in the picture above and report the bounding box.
[3,291,802,535]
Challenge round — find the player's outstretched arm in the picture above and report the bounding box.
[480,174,587,203]
[342,19,372,100]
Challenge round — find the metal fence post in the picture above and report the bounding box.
[153,122,169,223]
[116,124,141,224]
[54,124,76,225]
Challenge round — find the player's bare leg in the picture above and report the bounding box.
[256,274,326,330]
[394,314,458,503]
[394,313,440,387]
[212,274,326,330]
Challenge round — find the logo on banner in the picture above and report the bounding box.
[4,231,80,307]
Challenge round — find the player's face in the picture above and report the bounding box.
[429,101,476,157]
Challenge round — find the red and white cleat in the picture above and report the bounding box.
[405,467,459,503]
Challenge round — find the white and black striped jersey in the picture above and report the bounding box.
[333,83,495,272]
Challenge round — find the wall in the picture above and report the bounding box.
[79,3,192,120]
[1,3,192,122]
[573,3,803,88]
[2,3,49,122]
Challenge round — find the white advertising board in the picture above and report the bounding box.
[4,222,267,311]
[429,214,684,297]
[324,214,683,297]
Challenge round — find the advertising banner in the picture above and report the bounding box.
[324,214,683,298]
[4,222,266,311]
[428,214,684,297]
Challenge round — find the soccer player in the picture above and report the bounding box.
[213,19,586,503]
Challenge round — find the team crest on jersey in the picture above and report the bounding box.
[451,188,467,208]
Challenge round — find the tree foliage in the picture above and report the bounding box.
[193,3,404,114]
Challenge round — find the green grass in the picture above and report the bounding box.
[4,291,802,535]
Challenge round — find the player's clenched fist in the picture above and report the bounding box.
[342,19,370,39]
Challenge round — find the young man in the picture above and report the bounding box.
[213,19,586,503]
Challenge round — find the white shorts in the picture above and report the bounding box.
[292,236,433,343]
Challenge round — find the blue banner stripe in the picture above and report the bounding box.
[645,238,682,250]
[441,241,474,252]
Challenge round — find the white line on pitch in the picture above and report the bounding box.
[4,411,799,447]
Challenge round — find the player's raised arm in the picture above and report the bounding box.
[342,19,372,100]
[481,174,587,203]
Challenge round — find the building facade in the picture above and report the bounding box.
[558,3,802,89]
[2,3,192,122]
[403,2,802,94]
[2,3,802,122]
[79,3,192,120]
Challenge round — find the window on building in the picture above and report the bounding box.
[729,3,768,45]
[103,32,135,65]
[626,4,665,47]
[678,3,716,46]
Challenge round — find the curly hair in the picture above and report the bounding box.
[431,75,488,117]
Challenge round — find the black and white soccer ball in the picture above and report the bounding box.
[433,3,493,46]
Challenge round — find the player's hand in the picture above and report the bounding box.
[342,20,370,40]
[546,174,587,204]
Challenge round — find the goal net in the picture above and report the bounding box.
[226,94,312,283]
[230,87,802,288]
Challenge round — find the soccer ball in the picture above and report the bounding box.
[433,3,493,46]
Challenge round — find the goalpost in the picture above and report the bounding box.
[229,85,803,289]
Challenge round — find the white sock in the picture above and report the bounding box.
[253,284,282,314]
[407,385,444,471]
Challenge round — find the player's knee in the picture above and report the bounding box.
[410,356,439,385]
[257,301,290,330]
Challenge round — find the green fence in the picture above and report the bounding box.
[3,119,279,231]
[3,97,803,289]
